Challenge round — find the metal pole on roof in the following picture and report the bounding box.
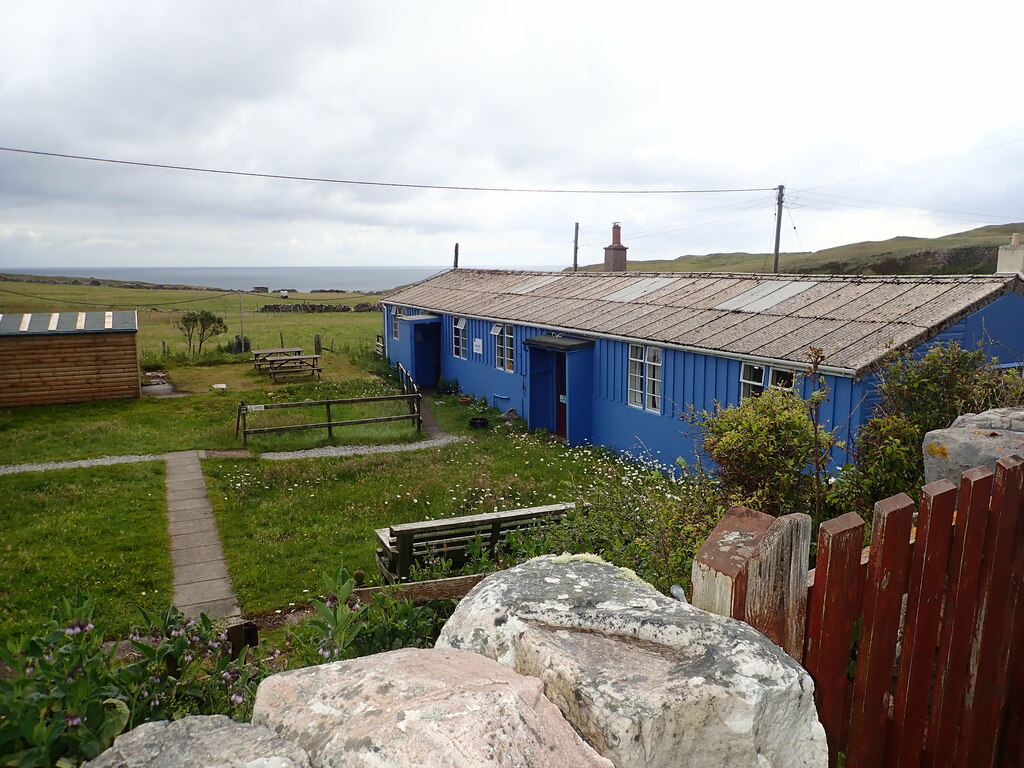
[573,222,579,271]
[772,185,785,273]
[453,242,459,269]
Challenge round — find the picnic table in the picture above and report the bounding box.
[265,354,322,381]
[251,347,302,369]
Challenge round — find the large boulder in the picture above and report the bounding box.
[252,646,613,768]
[436,555,827,768]
[83,714,312,768]
[923,406,1024,485]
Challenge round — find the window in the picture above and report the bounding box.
[391,306,405,340]
[740,363,765,399]
[628,344,662,412]
[452,317,467,359]
[491,323,514,371]
[770,368,794,390]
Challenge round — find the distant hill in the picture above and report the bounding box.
[574,222,1024,275]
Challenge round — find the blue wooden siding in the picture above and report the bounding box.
[384,291,1021,473]
[917,292,1024,364]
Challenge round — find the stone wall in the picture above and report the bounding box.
[86,557,827,768]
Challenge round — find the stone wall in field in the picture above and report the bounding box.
[257,302,381,313]
[86,557,828,768]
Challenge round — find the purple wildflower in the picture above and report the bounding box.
[230,691,244,706]
[65,713,82,727]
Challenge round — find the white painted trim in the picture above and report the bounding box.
[76,312,87,330]
[48,313,59,331]
[19,314,31,331]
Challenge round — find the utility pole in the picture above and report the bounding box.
[573,222,579,272]
[453,242,459,269]
[772,184,785,274]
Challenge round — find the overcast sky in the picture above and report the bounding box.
[2,1,1023,272]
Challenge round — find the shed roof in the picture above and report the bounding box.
[384,270,1023,377]
[0,310,139,336]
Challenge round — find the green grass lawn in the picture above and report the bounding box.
[204,404,606,614]
[0,463,172,645]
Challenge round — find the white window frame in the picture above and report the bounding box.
[452,316,467,359]
[740,362,766,399]
[491,323,514,372]
[770,368,795,391]
[628,344,662,412]
[391,306,405,340]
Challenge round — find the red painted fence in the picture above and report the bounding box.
[692,456,1024,768]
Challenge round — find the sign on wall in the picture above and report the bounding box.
[473,338,483,355]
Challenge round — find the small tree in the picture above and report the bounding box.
[174,311,227,356]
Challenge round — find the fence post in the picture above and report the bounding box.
[240,404,248,445]
[235,401,243,438]
[326,402,333,440]
[691,507,811,660]
[314,334,322,356]
[416,394,422,432]
[692,506,774,618]
[741,513,812,661]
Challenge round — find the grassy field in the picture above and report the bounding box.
[575,221,1023,274]
[204,398,604,614]
[0,463,172,645]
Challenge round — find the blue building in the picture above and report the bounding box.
[382,256,1024,470]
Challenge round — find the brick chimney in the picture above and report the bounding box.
[604,222,627,272]
[996,232,1024,274]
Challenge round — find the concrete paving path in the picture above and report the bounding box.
[165,450,241,622]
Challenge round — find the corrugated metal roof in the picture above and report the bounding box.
[0,310,138,336]
[384,270,1022,376]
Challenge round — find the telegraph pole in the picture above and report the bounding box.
[772,184,785,273]
[573,222,579,271]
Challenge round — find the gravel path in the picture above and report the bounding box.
[261,434,468,460]
[0,436,469,475]
[0,453,164,476]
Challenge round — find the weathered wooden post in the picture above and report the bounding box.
[691,506,812,660]
[314,334,322,356]
[325,402,333,440]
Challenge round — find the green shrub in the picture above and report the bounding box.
[841,342,1024,516]
[695,386,838,518]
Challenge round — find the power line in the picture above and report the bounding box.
[804,136,1024,191]
[0,146,776,195]
[792,189,1022,221]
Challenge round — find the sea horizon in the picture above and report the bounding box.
[0,266,454,293]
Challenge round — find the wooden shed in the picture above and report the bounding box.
[0,310,141,407]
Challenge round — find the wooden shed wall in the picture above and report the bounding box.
[0,332,141,407]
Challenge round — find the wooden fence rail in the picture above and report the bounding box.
[235,394,422,444]
[692,456,1024,768]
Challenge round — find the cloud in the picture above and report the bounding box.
[1,0,1023,271]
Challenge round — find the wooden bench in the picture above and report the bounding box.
[375,502,575,583]
[251,347,302,369]
[266,354,322,380]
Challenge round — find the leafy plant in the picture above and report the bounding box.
[285,565,361,667]
[0,595,126,767]
[350,590,452,656]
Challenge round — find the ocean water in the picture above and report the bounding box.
[2,266,450,293]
